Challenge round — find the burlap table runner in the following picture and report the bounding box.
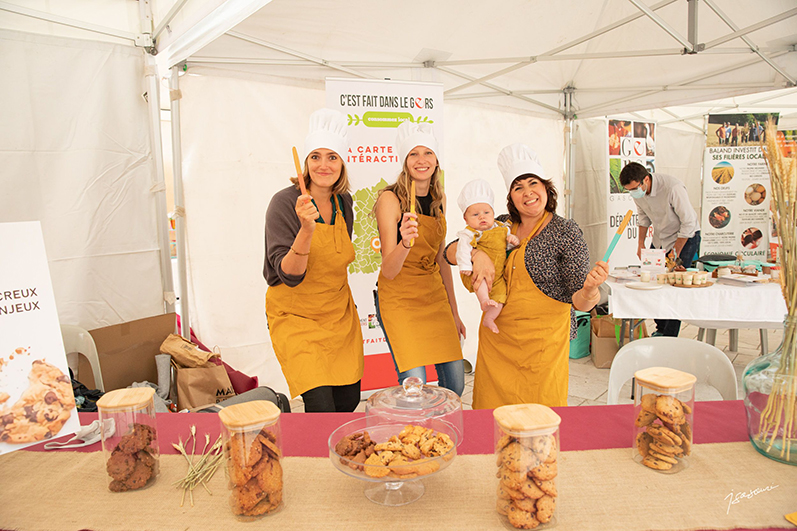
[1,442,794,530]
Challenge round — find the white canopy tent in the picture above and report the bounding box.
[1,0,795,393]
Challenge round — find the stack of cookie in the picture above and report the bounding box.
[632,367,696,473]
[494,404,562,530]
[226,429,283,516]
[106,423,158,491]
[218,401,283,519]
[97,388,160,493]
[635,393,692,471]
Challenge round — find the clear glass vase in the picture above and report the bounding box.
[743,315,797,466]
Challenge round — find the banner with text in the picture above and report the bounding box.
[326,78,444,391]
[607,119,656,267]
[0,222,79,456]
[701,113,778,261]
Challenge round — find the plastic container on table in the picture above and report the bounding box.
[219,400,283,519]
[494,403,561,529]
[97,387,159,492]
[633,367,696,474]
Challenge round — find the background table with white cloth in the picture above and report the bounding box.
[608,282,787,350]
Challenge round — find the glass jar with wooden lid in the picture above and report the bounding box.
[219,400,283,519]
[633,367,696,473]
[494,404,561,529]
[96,387,159,492]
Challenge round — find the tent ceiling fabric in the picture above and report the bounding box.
[187,0,797,118]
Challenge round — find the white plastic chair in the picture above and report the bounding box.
[61,324,104,392]
[606,337,737,404]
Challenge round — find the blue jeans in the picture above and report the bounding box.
[654,231,701,337]
[373,290,465,396]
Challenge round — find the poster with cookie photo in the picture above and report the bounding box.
[0,222,79,456]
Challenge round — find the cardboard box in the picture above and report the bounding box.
[77,313,176,390]
[590,312,648,369]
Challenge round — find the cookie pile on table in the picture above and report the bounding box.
[106,423,158,492]
[635,393,692,471]
[227,429,282,516]
[335,425,455,480]
[496,433,558,529]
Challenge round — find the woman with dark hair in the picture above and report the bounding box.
[264,108,363,412]
[373,121,465,396]
[446,144,607,408]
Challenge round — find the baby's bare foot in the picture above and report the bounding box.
[482,319,500,334]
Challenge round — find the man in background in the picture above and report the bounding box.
[620,162,701,337]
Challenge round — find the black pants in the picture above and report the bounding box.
[301,381,361,412]
[654,231,701,337]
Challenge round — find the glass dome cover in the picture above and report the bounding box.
[365,377,464,446]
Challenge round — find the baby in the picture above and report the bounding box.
[456,179,519,333]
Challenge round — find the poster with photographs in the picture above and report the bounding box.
[770,128,797,262]
[701,113,778,261]
[607,119,656,268]
[0,222,79,455]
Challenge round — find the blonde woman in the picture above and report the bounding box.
[373,121,465,395]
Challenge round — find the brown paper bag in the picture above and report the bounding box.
[171,359,235,410]
[160,333,213,368]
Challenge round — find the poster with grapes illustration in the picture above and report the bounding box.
[326,78,444,390]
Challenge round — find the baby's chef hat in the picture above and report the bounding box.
[457,179,495,213]
[304,108,349,160]
[395,120,439,164]
[497,143,546,189]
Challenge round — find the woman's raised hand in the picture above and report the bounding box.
[295,195,319,231]
[583,260,609,293]
[399,212,419,246]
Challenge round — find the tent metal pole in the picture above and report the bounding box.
[226,31,376,79]
[144,57,176,315]
[702,0,796,86]
[576,51,789,115]
[658,87,797,124]
[564,87,575,219]
[703,7,797,50]
[444,0,678,94]
[154,0,190,40]
[437,65,563,115]
[0,1,136,42]
[170,66,190,340]
[627,0,693,51]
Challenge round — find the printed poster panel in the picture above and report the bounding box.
[702,113,778,261]
[326,78,443,391]
[771,128,797,261]
[607,119,656,267]
[0,222,79,456]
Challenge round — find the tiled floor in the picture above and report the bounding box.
[289,322,780,412]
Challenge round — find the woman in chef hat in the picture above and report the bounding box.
[264,108,363,412]
[446,143,608,408]
[372,120,465,396]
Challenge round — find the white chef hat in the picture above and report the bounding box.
[457,179,495,213]
[497,143,546,189]
[395,120,439,165]
[304,108,349,161]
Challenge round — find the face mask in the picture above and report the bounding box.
[628,179,647,199]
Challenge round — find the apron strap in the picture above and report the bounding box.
[506,213,551,288]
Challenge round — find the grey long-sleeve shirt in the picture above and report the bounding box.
[263,185,354,287]
[632,173,699,251]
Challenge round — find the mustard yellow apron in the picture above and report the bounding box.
[472,215,571,409]
[459,225,509,304]
[266,196,364,398]
[377,214,462,373]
